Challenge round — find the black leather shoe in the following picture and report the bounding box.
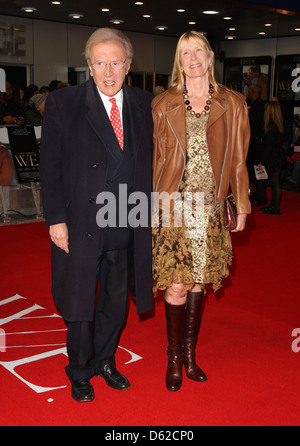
[100,363,130,390]
[71,379,94,402]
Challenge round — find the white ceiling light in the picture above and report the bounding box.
[155,26,168,30]
[69,13,84,19]
[203,11,219,15]
[109,19,124,24]
[21,7,37,13]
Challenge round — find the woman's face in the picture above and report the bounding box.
[180,37,213,83]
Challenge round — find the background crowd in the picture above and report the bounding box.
[0,79,70,127]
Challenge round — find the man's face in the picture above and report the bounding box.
[88,39,131,97]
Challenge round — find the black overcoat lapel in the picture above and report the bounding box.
[85,78,122,157]
[122,83,146,158]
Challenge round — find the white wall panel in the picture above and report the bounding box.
[67,23,96,67]
[33,20,68,87]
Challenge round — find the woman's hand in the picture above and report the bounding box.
[231,213,247,232]
[49,223,69,253]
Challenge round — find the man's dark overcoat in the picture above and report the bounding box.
[40,78,153,321]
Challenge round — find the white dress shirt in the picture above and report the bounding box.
[97,87,124,128]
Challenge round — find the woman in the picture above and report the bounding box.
[152,31,251,392]
[259,101,285,214]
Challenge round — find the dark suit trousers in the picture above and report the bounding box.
[65,248,129,383]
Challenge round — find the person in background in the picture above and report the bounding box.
[23,84,39,105]
[286,127,300,188]
[25,93,46,126]
[259,101,286,214]
[151,30,250,392]
[40,27,153,403]
[247,83,268,206]
[0,81,25,125]
[39,86,49,96]
[48,80,61,92]
[57,82,71,89]
[0,144,14,186]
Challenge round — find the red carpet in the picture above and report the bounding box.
[0,190,300,426]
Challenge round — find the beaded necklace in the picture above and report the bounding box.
[183,83,214,117]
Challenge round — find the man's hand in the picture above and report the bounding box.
[49,223,69,253]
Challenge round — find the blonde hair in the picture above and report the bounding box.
[264,101,285,135]
[84,27,133,62]
[169,30,218,93]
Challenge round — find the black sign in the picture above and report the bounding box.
[274,54,300,103]
[7,126,40,183]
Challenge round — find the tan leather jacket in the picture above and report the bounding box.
[152,86,251,214]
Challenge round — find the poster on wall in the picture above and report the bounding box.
[223,56,272,103]
[7,125,40,183]
[274,54,300,102]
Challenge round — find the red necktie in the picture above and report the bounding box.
[109,97,124,150]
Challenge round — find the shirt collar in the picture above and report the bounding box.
[97,87,123,107]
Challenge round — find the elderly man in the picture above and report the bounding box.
[41,28,153,402]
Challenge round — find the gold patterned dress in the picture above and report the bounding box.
[152,112,233,296]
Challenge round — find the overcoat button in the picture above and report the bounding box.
[89,198,95,203]
[85,231,92,237]
[92,163,99,168]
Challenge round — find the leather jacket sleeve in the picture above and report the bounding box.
[227,95,251,214]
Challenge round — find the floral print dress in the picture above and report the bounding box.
[152,112,233,296]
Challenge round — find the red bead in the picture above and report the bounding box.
[183,89,188,94]
[204,105,210,111]
[206,100,212,105]
[187,105,192,111]
[196,113,201,118]
[209,89,214,94]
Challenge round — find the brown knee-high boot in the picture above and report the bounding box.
[183,291,207,382]
[164,300,186,392]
